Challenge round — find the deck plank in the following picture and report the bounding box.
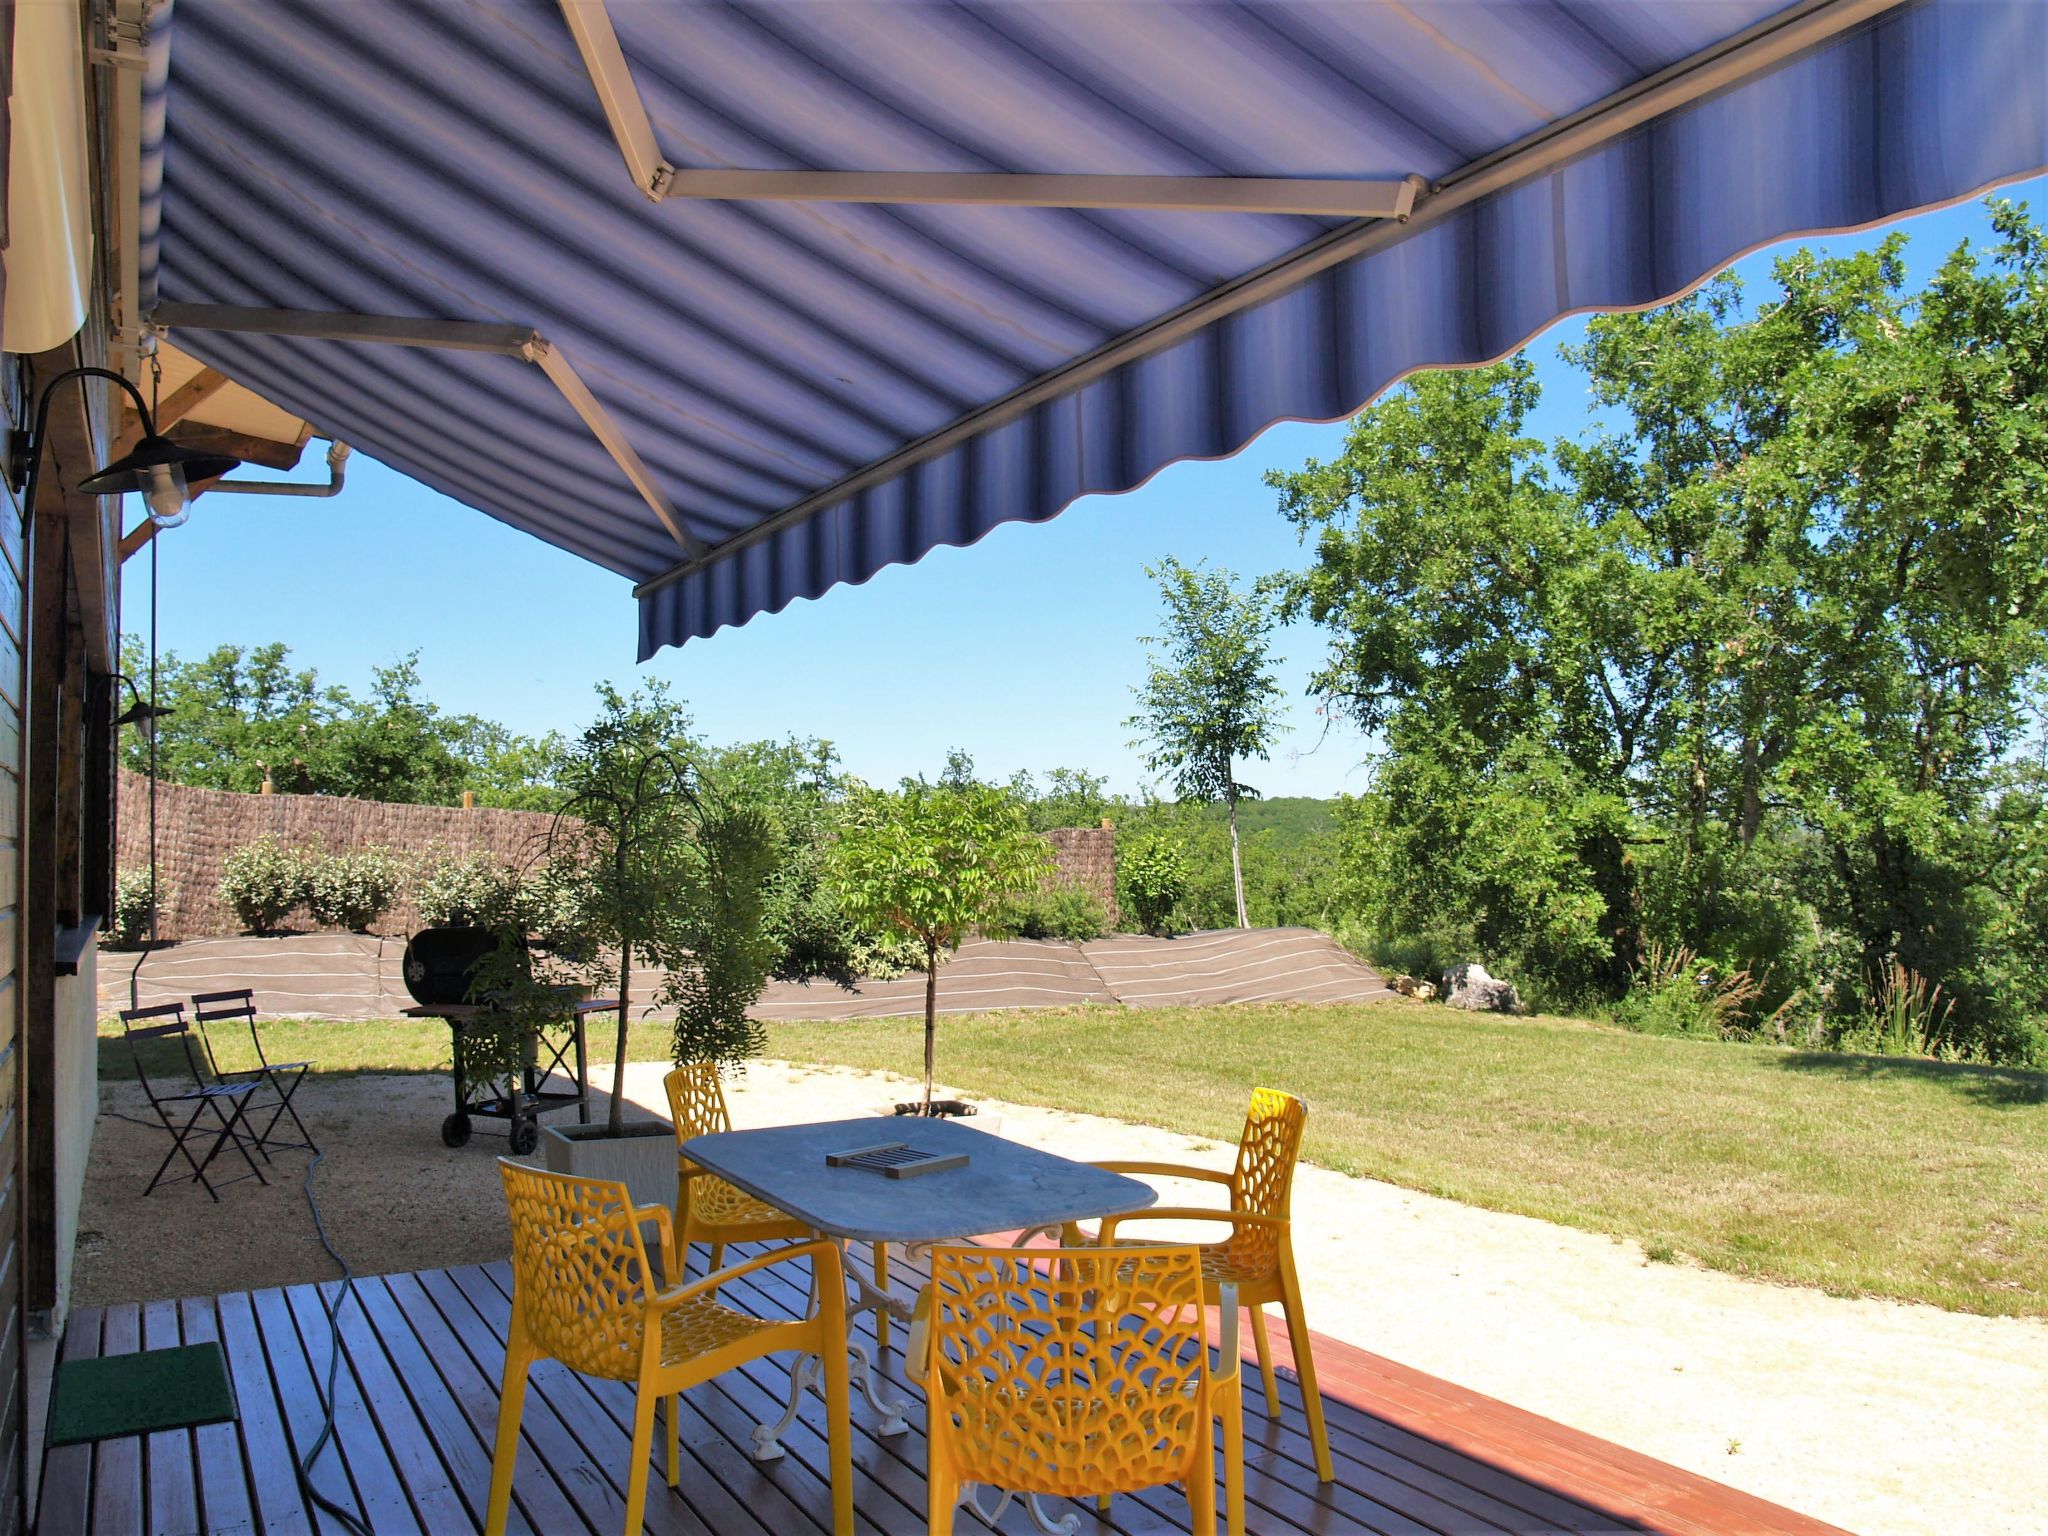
[88,1305,143,1536]
[363,1271,591,1536]
[247,1285,365,1536]
[214,1288,316,1536]
[141,1298,198,1536]
[37,1304,102,1535]
[45,1248,1850,1536]
[176,1296,255,1536]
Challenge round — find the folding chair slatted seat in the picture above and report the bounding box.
[117,1003,268,1201]
[190,988,316,1156]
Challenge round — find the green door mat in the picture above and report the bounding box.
[48,1343,238,1446]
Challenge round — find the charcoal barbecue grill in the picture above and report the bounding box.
[400,926,609,1153]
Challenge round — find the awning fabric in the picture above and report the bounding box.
[142,1,2048,659]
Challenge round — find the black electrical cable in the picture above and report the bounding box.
[292,1148,375,1536]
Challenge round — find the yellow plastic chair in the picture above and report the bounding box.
[1080,1087,1332,1482]
[485,1160,853,1536]
[664,1062,898,1349]
[912,1243,1244,1536]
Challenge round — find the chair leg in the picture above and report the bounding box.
[1220,1381,1246,1536]
[707,1242,725,1287]
[623,1382,659,1536]
[1279,1257,1332,1482]
[664,1392,681,1488]
[821,1324,854,1535]
[1251,1305,1280,1417]
[144,1101,213,1198]
[484,1346,531,1536]
[1187,1457,1218,1536]
[926,1454,957,1536]
[872,1242,890,1352]
[205,1094,270,1188]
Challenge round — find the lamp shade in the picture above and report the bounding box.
[76,434,239,495]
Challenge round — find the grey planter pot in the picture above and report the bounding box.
[541,1119,677,1214]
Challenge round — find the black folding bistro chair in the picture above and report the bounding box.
[190,988,316,1156]
[117,1003,268,1200]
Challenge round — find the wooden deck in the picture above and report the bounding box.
[38,1246,1847,1536]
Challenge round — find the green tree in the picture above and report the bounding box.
[120,637,562,807]
[1275,199,2048,1058]
[827,780,1052,1111]
[1128,559,1286,928]
[1005,766,1117,832]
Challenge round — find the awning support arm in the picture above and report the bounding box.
[147,302,703,555]
[556,0,1423,218]
[631,0,1906,600]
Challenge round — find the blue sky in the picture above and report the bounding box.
[127,177,2046,800]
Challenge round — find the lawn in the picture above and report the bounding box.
[763,1001,2048,1319]
[99,999,2048,1317]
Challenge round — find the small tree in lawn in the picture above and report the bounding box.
[829,780,1052,1114]
[1127,558,1285,929]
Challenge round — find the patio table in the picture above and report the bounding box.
[682,1115,1156,1454]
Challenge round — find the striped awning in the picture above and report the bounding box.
[139,1,2048,658]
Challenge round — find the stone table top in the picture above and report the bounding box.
[682,1116,1157,1245]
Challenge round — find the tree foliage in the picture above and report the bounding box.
[119,639,560,807]
[827,779,1052,1110]
[1128,558,1286,927]
[1275,199,2048,1060]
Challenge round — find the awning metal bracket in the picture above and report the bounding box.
[557,0,1425,219]
[146,301,705,556]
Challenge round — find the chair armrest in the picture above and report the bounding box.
[1097,1207,1289,1245]
[634,1202,679,1280]
[905,1284,936,1381]
[1092,1160,1236,1188]
[650,1237,839,1313]
[1213,1282,1241,1389]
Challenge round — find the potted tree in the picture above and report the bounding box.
[827,778,1052,1115]
[538,687,782,1207]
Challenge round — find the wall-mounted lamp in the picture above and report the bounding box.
[10,365,240,526]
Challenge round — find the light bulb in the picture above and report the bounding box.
[145,462,190,528]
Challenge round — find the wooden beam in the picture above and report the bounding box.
[167,423,305,472]
[114,365,227,457]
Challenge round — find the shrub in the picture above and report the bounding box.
[992,881,1108,942]
[216,835,313,934]
[1614,942,1765,1040]
[306,846,405,932]
[414,850,524,929]
[109,868,169,948]
[1833,961,1958,1058]
[1118,833,1191,935]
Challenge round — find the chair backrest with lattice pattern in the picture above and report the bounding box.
[925,1244,1209,1498]
[498,1160,655,1381]
[664,1062,732,1142]
[1225,1087,1307,1275]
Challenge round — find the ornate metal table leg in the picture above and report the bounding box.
[750,1351,821,1461]
[960,1485,1082,1535]
[849,1339,911,1436]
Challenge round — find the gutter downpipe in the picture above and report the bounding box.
[205,437,351,496]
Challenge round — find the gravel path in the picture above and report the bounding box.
[77,1059,2044,1536]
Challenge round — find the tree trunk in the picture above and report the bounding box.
[1739,734,1763,850]
[1227,787,1249,929]
[923,940,939,1114]
[609,937,631,1136]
